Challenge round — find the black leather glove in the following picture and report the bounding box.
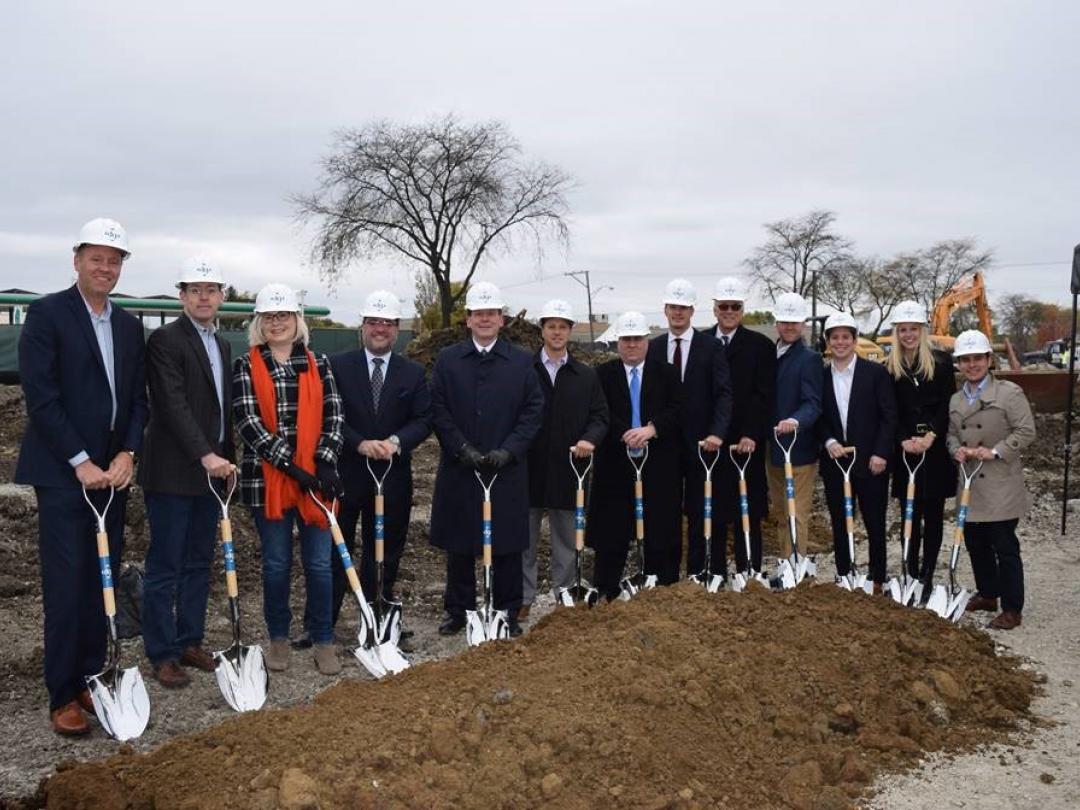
[315,460,343,500]
[458,443,485,469]
[482,448,513,470]
[285,463,318,493]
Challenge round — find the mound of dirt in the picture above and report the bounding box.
[42,584,1035,810]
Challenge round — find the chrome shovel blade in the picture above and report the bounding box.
[688,571,725,593]
[557,584,600,608]
[352,643,389,678]
[730,572,748,593]
[617,578,638,601]
[771,559,797,590]
[795,555,817,582]
[465,607,510,647]
[350,591,389,678]
[944,588,972,623]
[376,641,410,674]
[925,584,950,618]
[213,644,268,713]
[906,580,924,606]
[373,604,410,674]
[87,667,150,741]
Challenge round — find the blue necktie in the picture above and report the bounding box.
[629,366,643,456]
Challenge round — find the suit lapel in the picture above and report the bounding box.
[66,286,109,380]
[179,316,217,391]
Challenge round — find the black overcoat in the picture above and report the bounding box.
[711,325,776,520]
[889,351,957,500]
[429,338,544,555]
[586,359,683,554]
[139,316,235,496]
[527,352,609,510]
[817,358,897,478]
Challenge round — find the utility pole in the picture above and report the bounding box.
[565,270,597,344]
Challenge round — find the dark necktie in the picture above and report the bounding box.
[722,334,730,347]
[371,357,385,410]
[672,337,683,379]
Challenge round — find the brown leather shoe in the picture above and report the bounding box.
[76,688,94,714]
[51,701,90,736]
[153,660,191,689]
[967,595,999,612]
[180,645,217,672]
[989,611,1022,630]
[518,604,532,619]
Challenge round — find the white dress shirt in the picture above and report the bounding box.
[716,326,737,346]
[365,347,392,383]
[666,330,691,380]
[540,348,567,385]
[473,337,497,354]
[826,355,857,446]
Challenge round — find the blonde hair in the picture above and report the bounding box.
[886,324,936,381]
[248,312,310,348]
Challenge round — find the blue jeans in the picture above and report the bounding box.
[252,508,333,644]
[143,492,219,665]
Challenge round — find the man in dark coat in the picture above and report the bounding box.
[429,282,544,637]
[139,258,235,689]
[523,299,609,615]
[15,218,148,735]
[817,312,897,589]
[710,277,776,573]
[646,278,732,583]
[329,290,431,629]
[588,311,683,600]
[768,292,823,559]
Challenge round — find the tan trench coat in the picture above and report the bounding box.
[946,376,1036,522]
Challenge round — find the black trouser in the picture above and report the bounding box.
[36,485,127,711]
[330,487,409,627]
[688,518,763,574]
[822,469,889,582]
[676,457,704,583]
[593,535,668,602]
[964,519,1024,613]
[896,497,946,581]
[443,551,523,618]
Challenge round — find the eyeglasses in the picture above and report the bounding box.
[263,311,295,323]
[715,302,742,312]
[364,318,398,328]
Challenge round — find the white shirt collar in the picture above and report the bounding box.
[187,314,216,335]
[832,355,857,375]
[473,338,497,354]
[365,347,391,365]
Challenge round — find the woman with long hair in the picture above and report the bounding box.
[885,301,956,598]
[233,284,344,673]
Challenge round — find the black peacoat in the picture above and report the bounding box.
[586,359,683,555]
[527,351,609,510]
[429,338,544,555]
[889,351,957,501]
[711,324,776,520]
[138,316,234,496]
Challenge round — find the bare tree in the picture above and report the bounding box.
[294,115,572,327]
[889,238,993,316]
[744,210,854,298]
[998,293,1044,353]
[817,255,908,338]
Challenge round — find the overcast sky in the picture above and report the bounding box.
[4,1,1078,327]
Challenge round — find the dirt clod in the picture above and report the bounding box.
[278,767,320,810]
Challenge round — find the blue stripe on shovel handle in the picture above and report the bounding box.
[95,531,116,617]
[785,479,795,500]
[844,499,854,518]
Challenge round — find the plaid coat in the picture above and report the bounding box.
[232,342,344,509]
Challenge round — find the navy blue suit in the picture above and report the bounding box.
[329,349,431,619]
[15,284,147,710]
[769,339,823,466]
[817,357,897,582]
[429,338,544,616]
[647,330,732,580]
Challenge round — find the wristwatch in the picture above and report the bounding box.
[123,449,137,462]
[388,435,402,454]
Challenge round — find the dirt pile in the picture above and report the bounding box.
[41,584,1036,810]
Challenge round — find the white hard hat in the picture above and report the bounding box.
[823,311,858,335]
[465,281,505,311]
[712,276,746,303]
[772,292,809,323]
[891,300,928,325]
[953,329,993,357]
[539,298,575,323]
[662,278,697,307]
[254,283,301,313]
[615,311,650,338]
[361,289,402,320]
[176,256,224,288]
[73,217,130,258]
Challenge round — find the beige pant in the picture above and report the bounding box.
[767,462,816,558]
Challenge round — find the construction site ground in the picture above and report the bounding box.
[0,383,1077,809]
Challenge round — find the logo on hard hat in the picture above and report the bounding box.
[269,290,287,307]
[103,226,122,242]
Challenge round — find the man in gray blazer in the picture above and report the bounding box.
[138,258,235,688]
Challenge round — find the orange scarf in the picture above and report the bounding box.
[250,346,330,528]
